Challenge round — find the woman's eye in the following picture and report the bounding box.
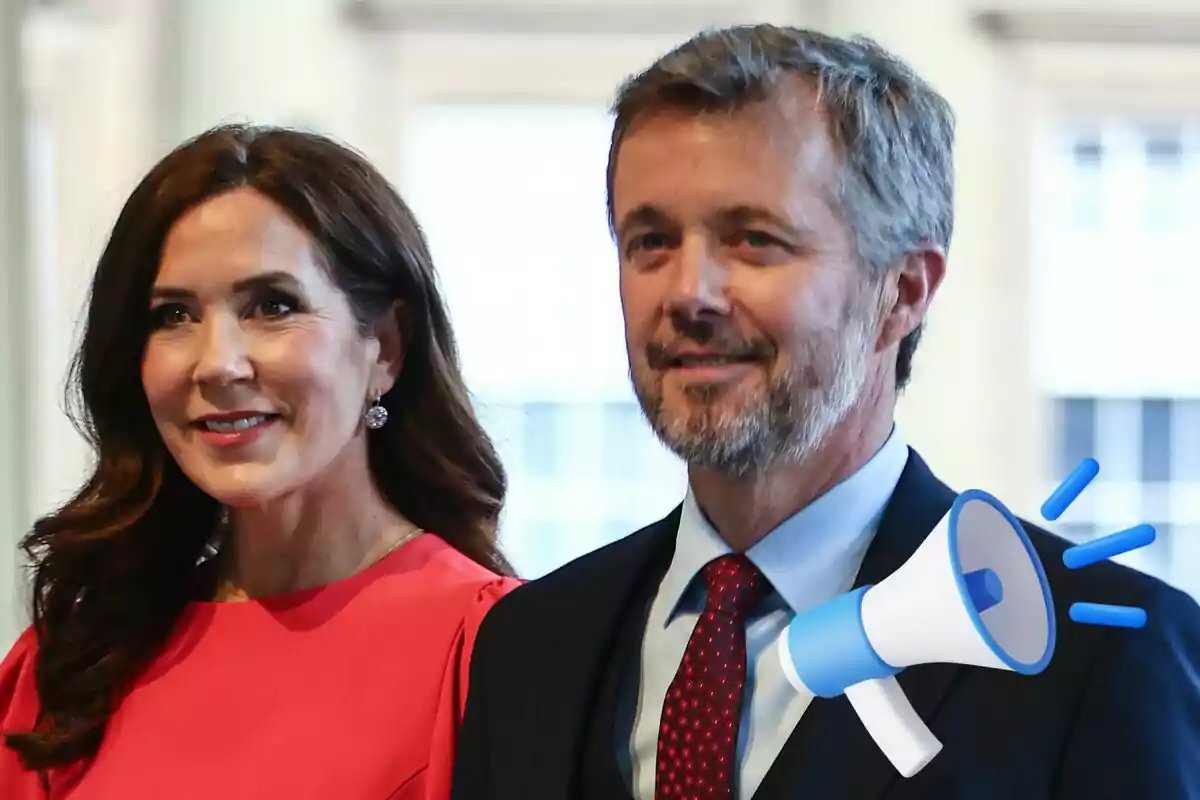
[252,295,297,319]
[149,304,191,329]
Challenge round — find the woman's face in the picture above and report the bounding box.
[141,188,396,508]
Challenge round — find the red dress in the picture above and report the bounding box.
[0,533,520,799]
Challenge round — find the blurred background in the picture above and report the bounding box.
[2,0,1199,649]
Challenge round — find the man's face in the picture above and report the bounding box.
[612,88,886,477]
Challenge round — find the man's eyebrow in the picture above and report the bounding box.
[709,205,813,239]
[615,205,675,240]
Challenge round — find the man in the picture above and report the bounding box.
[451,24,1200,800]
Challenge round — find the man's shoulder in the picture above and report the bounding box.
[480,513,675,631]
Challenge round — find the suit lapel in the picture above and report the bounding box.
[530,510,679,798]
[755,449,967,800]
[576,536,673,799]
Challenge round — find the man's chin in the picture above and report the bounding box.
[652,411,749,453]
[656,391,762,429]
[662,366,764,397]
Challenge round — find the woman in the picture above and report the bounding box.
[0,124,521,798]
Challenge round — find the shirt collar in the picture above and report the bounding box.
[660,427,910,622]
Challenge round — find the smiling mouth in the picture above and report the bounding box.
[669,354,759,368]
[648,337,772,372]
[194,415,279,433]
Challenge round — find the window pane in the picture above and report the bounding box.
[1171,400,1200,482]
[1143,126,1184,229]
[1144,127,1182,167]
[521,402,562,480]
[1140,398,1172,483]
[1057,397,1096,477]
[1069,132,1104,228]
[1071,135,1103,167]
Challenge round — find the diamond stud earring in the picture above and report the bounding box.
[364,396,388,430]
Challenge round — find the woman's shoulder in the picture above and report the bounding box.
[0,628,55,800]
[0,626,40,733]
[353,534,522,670]
[399,534,523,615]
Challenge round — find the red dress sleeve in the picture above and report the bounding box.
[390,576,521,800]
[0,627,51,800]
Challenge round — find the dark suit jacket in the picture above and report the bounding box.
[451,450,1200,799]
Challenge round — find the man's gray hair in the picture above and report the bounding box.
[605,24,956,389]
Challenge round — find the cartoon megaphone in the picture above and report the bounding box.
[779,489,1056,777]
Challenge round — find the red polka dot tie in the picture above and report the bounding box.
[654,554,766,800]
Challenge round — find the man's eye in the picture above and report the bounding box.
[628,232,672,253]
[738,230,782,248]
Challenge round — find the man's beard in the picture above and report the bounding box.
[631,304,875,479]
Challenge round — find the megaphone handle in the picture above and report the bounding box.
[843,676,943,778]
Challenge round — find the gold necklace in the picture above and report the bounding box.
[206,524,424,601]
[372,526,424,566]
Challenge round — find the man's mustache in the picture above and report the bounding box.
[646,336,774,370]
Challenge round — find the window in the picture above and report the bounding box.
[1143,125,1185,229]
[1037,117,1200,599]
[397,104,686,578]
[1067,130,1104,229]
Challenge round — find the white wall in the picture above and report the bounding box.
[169,0,365,145]
[1,0,34,648]
[24,0,166,527]
[0,0,168,647]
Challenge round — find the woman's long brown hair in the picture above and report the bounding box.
[4,124,512,773]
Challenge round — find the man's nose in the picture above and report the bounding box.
[664,236,733,321]
[193,315,254,386]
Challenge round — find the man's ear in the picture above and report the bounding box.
[369,302,407,396]
[876,246,946,352]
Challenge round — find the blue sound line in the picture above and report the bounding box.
[1041,457,1153,628]
[1041,457,1100,521]
[1069,602,1147,629]
[1063,524,1156,569]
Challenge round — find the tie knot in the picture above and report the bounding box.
[700,554,765,619]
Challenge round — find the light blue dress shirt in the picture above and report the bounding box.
[616,429,910,799]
